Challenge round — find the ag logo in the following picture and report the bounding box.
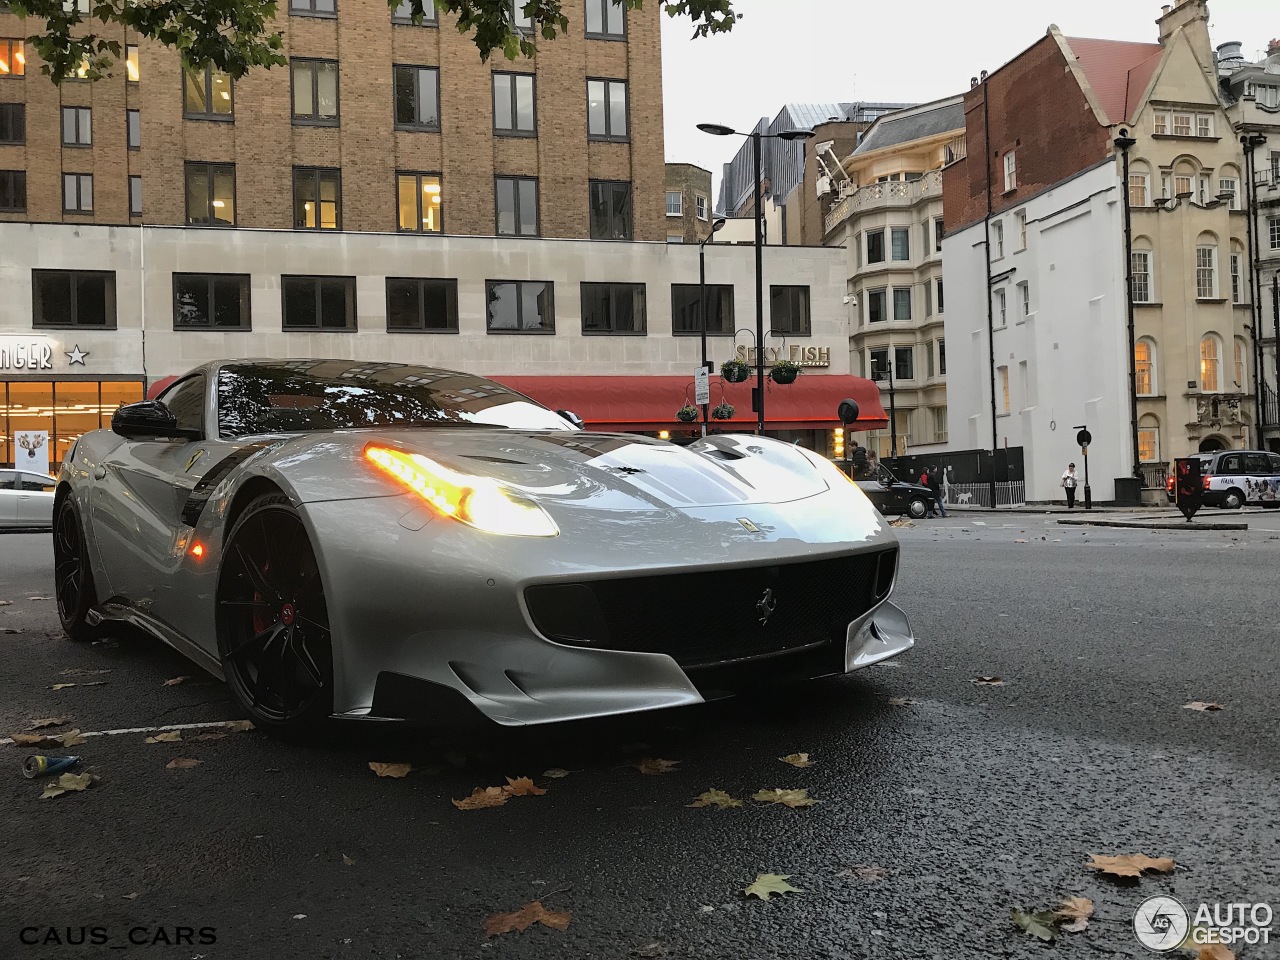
[756,587,777,626]
[1133,896,1189,951]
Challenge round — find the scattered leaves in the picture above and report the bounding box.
[165,758,202,770]
[29,718,69,729]
[223,720,255,732]
[1054,896,1094,933]
[970,676,1005,686]
[778,753,813,768]
[162,676,191,686]
[483,901,571,937]
[341,854,355,866]
[56,729,87,747]
[1012,909,1057,942]
[687,789,744,809]
[886,697,916,706]
[368,762,412,779]
[12,733,55,747]
[1183,701,1224,712]
[452,787,511,811]
[630,758,679,775]
[41,772,98,799]
[542,768,573,779]
[48,681,107,690]
[145,730,183,743]
[744,873,803,901]
[1192,945,1236,960]
[1086,853,1175,879]
[752,788,819,809]
[501,776,546,797]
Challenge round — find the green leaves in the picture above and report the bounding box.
[1012,909,1058,942]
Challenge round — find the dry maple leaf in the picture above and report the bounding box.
[1183,701,1224,712]
[970,676,1005,686]
[502,776,546,796]
[341,854,355,866]
[29,717,69,729]
[145,730,182,743]
[687,789,744,809]
[1054,896,1094,933]
[11,733,55,747]
[1086,853,1175,878]
[41,771,98,799]
[778,753,813,768]
[631,758,679,775]
[752,788,820,809]
[483,901,571,936]
[1194,945,1236,960]
[223,720,255,732]
[162,676,190,686]
[452,786,510,811]
[57,729,87,747]
[743,873,803,900]
[165,758,202,770]
[368,762,412,779]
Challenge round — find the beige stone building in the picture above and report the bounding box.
[662,162,713,243]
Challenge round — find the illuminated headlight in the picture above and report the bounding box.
[365,445,558,538]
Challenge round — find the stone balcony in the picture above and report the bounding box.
[824,169,944,236]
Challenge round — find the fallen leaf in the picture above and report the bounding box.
[837,865,889,881]
[1194,945,1236,960]
[0,599,11,605]
[778,753,813,768]
[888,518,914,528]
[56,729,87,747]
[165,758,202,770]
[29,718,69,730]
[2,627,22,634]
[292,914,307,920]
[1086,853,1175,878]
[502,776,546,797]
[12,733,55,747]
[192,732,228,742]
[223,720,255,732]
[28,596,54,601]
[368,762,412,779]
[1055,896,1094,933]
[970,676,1005,686]
[123,893,138,900]
[687,789,744,809]
[341,854,355,866]
[744,873,803,901]
[162,676,190,686]
[1183,701,1224,712]
[542,768,574,779]
[752,788,820,809]
[49,683,77,690]
[630,758,679,775]
[145,730,182,743]
[886,697,916,706]
[484,901,571,936]
[49,681,107,689]
[41,772,98,799]
[1012,909,1057,942]
[452,786,510,811]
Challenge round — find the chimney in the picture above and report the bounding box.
[1157,0,1208,48]
[1269,38,1280,56]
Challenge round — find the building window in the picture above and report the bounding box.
[292,59,339,125]
[1017,281,1029,319]
[62,173,92,213]
[888,226,909,261]
[496,176,538,236]
[1015,209,1027,250]
[1196,114,1212,137]
[128,175,141,216]
[1173,174,1193,196]
[393,65,439,131]
[391,0,437,23]
[0,39,25,77]
[282,276,356,330]
[33,270,115,328]
[397,172,443,233]
[385,278,458,332]
[1003,151,1016,192]
[924,280,933,317]
[1199,335,1221,392]
[507,0,533,31]
[1153,112,1168,135]
[585,0,624,37]
[493,72,535,135]
[992,219,1004,258]
[895,346,913,381]
[1195,244,1217,299]
[1131,250,1152,302]
[1138,424,1159,464]
[486,280,554,333]
[1173,113,1192,136]
[0,103,23,144]
[294,167,341,230]
[998,365,1010,413]
[695,195,708,220]
[1135,338,1156,395]
[993,288,1006,327]
[866,288,887,324]
[0,169,24,211]
[665,190,683,216]
[925,340,935,379]
[1230,252,1241,304]
[1218,177,1238,209]
[932,406,947,442]
[184,66,233,119]
[866,229,884,263]
[770,286,810,336]
[869,348,888,382]
[1128,173,1148,206]
[184,162,235,226]
[936,277,944,314]
[589,180,632,240]
[581,282,646,334]
[61,105,91,146]
[290,0,335,16]
[173,273,250,329]
[1269,216,1280,251]
[667,234,683,243]
[586,78,627,140]
[672,283,733,335]
[892,287,911,321]
[939,338,946,375]
[126,44,139,81]
[126,109,140,149]
[1197,174,1210,205]
[934,218,944,252]
[1234,337,1246,390]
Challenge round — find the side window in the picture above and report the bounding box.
[1270,454,1280,475]
[20,473,54,491]
[1217,454,1241,475]
[159,375,207,435]
[1244,453,1271,475]
[0,471,15,490]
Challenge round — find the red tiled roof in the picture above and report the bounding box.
[1064,37,1164,125]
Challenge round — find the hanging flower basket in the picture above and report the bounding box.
[676,404,700,423]
[711,401,735,421]
[770,359,801,385]
[720,359,751,383]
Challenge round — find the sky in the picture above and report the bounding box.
[661,0,1275,195]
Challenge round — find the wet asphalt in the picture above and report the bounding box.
[2,515,1279,960]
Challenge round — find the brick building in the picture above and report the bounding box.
[663,162,713,243]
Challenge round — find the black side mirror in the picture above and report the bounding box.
[556,409,586,430]
[112,400,201,441]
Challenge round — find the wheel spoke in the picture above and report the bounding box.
[233,542,277,599]
[290,627,325,689]
[249,628,289,709]
[227,621,284,662]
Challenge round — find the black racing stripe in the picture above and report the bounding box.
[179,441,283,528]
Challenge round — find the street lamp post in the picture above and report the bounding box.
[698,122,814,435]
[698,217,727,436]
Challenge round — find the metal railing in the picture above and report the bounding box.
[1261,381,1280,429]
[1139,462,1170,490]
[824,169,944,235]
[945,481,1026,508]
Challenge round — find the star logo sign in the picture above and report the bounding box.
[65,344,89,366]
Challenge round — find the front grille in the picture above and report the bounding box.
[525,550,893,669]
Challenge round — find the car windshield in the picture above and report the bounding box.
[217,362,574,438]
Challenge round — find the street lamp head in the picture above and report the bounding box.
[1113,130,1137,150]
[776,129,815,142]
[711,217,727,233]
[697,123,737,137]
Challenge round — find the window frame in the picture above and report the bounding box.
[866,287,887,324]
[580,281,647,336]
[128,175,142,217]
[60,105,91,147]
[289,0,337,18]
[992,219,1004,258]
[588,179,633,241]
[584,0,626,39]
[32,269,117,329]
[890,226,910,262]
[62,172,93,213]
[1199,334,1222,393]
[866,229,885,264]
[1003,150,1016,192]
[1135,338,1156,396]
[695,195,708,221]
[293,166,342,231]
[0,168,25,212]
[1017,280,1029,320]
[393,64,440,132]
[172,272,252,331]
[586,77,628,142]
[0,102,23,145]
[665,190,683,217]
[892,287,911,322]
[125,44,139,82]
[1128,172,1149,206]
[492,71,536,136]
[671,283,734,337]
[1195,244,1217,299]
[384,277,460,333]
[894,345,914,382]
[495,175,539,237]
[391,0,438,24]
[0,38,25,78]
[1131,250,1153,303]
[126,108,140,150]
[280,275,357,331]
[184,161,236,227]
[291,58,340,126]
[183,65,234,121]
[993,288,1007,328]
[396,171,444,234]
[769,285,811,337]
[484,279,555,334]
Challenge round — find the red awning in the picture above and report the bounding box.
[493,375,888,432]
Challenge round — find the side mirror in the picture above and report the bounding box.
[556,409,586,430]
[112,400,201,441]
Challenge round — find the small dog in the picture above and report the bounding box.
[953,492,973,505]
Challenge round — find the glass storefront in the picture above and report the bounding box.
[0,380,144,471]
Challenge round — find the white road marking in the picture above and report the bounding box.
[1,719,244,747]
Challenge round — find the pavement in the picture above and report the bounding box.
[2,521,1279,959]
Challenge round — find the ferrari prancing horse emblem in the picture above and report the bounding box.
[756,587,777,626]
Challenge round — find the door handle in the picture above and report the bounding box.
[93,467,107,480]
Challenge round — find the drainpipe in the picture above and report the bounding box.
[981,80,998,509]
[1114,130,1142,484]
[1242,133,1267,445]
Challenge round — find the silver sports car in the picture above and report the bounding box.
[55,359,914,731]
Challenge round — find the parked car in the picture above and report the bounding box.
[0,469,57,529]
[855,464,937,519]
[1165,450,1280,509]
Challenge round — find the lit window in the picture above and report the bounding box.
[1199,335,1221,392]
[397,172,443,233]
[293,167,341,230]
[0,39,26,77]
[1138,424,1159,463]
[184,162,235,226]
[184,66,233,119]
[126,45,139,82]
[1135,339,1155,395]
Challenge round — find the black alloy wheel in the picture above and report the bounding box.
[216,494,333,727]
[53,496,99,642]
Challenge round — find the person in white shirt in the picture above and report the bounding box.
[1060,463,1078,509]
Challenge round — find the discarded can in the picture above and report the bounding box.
[22,755,81,779]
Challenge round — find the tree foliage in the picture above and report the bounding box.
[5,0,739,83]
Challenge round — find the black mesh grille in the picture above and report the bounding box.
[525,550,893,669]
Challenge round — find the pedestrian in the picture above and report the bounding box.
[1061,462,1078,509]
[921,466,938,518]
[927,464,946,517]
[850,441,868,478]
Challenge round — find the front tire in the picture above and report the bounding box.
[907,498,928,519]
[216,494,334,730]
[54,496,99,642]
